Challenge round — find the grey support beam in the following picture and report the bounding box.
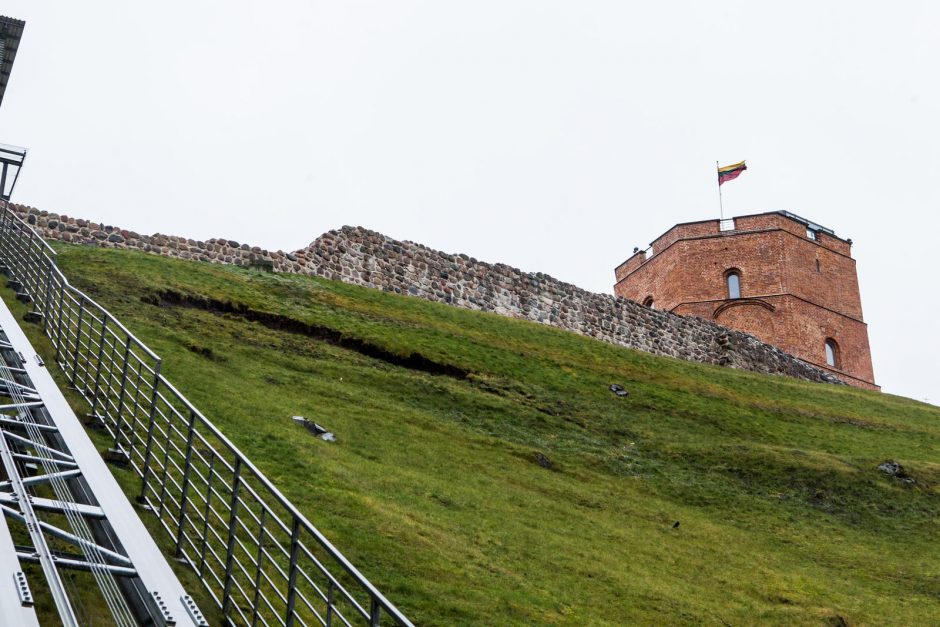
[0,510,39,626]
[0,491,104,518]
[0,295,206,625]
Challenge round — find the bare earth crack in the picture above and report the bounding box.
[141,290,470,380]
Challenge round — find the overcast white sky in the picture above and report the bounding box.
[1,1,937,404]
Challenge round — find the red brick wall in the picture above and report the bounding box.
[706,300,779,342]
[734,213,852,256]
[781,238,863,320]
[613,212,877,389]
[650,220,720,254]
[674,296,875,388]
[614,231,788,311]
[614,251,647,282]
[818,232,851,256]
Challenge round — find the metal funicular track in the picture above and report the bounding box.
[0,294,208,625]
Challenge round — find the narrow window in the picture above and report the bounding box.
[825,339,839,368]
[815,258,821,272]
[726,271,741,299]
[642,296,655,309]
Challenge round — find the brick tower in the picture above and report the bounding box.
[613,211,877,389]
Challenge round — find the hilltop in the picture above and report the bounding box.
[9,241,940,626]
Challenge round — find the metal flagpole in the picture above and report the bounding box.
[717,161,724,220]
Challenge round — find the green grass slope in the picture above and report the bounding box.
[11,243,940,626]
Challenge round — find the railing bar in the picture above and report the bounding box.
[228,599,252,627]
[234,505,263,534]
[202,543,226,571]
[230,556,256,588]
[285,516,302,627]
[233,535,261,567]
[295,567,330,605]
[256,595,282,624]
[326,580,335,627]
[221,458,243,619]
[258,548,290,581]
[257,568,289,603]
[297,541,370,614]
[294,592,328,627]
[249,507,267,627]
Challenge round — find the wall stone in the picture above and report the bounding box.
[9,204,843,386]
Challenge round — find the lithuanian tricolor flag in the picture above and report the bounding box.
[718,160,747,185]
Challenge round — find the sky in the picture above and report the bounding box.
[1,1,937,405]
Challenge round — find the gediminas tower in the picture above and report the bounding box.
[614,211,877,390]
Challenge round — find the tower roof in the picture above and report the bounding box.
[0,16,26,110]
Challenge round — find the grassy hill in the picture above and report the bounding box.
[7,242,940,626]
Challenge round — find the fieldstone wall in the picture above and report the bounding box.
[10,204,305,273]
[9,204,843,385]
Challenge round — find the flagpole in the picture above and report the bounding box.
[717,160,724,220]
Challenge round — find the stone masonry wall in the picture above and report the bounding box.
[10,204,843,385]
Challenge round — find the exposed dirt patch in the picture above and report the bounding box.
[142,290,470,379]
[185,342,225,362]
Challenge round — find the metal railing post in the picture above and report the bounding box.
[6,215,21,280]
[10,218,24,281]
[0,205,10,269]
[285,517,301,627]
[53,279,66,359]
[24,227,36,292]
[250,508,266,627]
[17,223,30,284]
[88,316,109,421]
[137,363,163,501]
[113,334,134,452]
[197,455,215,577]
[17,225,29,287]
[221,458,243,619]
[326,581,335,627]
[174,409,198,558]
[3,208,13,271]
[156,408,175,518]
[41,256,54,328]
[7,214,22,280]
[71,295,86,387]
[4,209,16,275]
[126,361,146,461]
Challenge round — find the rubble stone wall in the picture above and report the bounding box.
[10,204,843,385]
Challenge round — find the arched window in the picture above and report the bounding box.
[825,338,840,368]
[726,270,741,299]
[642,296,655,309]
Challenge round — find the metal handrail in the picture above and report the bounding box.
[0,202,414,627]
[0,210,158,360]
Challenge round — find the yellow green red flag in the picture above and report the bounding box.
[718,160,747,185]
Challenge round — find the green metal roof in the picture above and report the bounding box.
[0,16,25,110]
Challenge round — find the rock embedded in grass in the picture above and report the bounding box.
[609,383,629,397]
[878,460,914,484]
[533,452,552,469]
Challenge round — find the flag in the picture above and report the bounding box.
[718,160,747,186]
